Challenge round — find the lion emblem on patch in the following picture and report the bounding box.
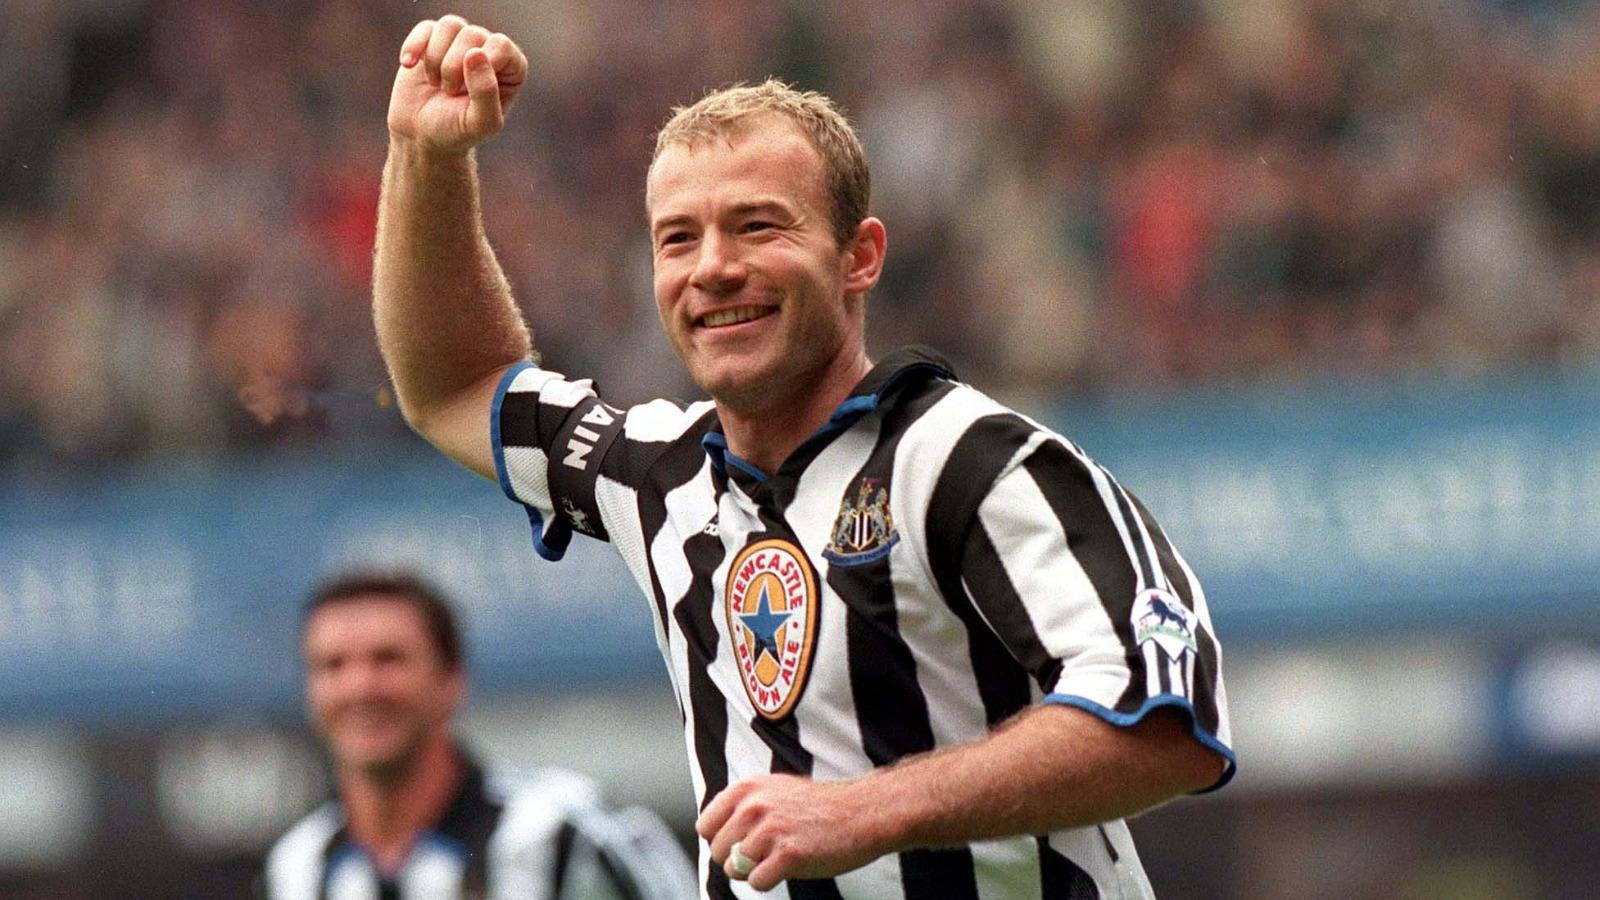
[1131,588,1199,662]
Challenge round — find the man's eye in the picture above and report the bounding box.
[741,221,774,233]
[660,232,691,247]
[373,648,407,666]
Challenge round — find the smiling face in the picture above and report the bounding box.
[647,116,882,415]
[303,595,463,781]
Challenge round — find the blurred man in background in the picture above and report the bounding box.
[262,570,697,900]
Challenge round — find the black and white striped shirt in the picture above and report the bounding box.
[263,761,696,900]
[493,347,1235,900]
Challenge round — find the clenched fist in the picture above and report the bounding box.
[698,774,889,891]
[387,15,528,154]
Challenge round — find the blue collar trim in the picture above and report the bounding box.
[701,431,770,482]
[698,349,955,478]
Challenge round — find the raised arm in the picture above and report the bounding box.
[374,16,533,479]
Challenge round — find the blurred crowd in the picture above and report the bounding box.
[0,0,1596,467]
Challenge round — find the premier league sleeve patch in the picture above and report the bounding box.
[725,539,818,720]
[1131,588,1200,700]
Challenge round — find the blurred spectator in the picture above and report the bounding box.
[266,569,696,900]
[0,0,1595,466]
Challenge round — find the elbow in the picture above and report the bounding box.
[1137,706,1232,796]
[1173,742,1231,795]
[396,394,453,451]
[388,387,433,435]
[382,370,505,483]
[384,379,452,446]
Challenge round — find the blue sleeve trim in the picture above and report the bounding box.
[528,506,567,562]
[491,361,536,503]
[491,362,567,563]
[1045,693,1238,793]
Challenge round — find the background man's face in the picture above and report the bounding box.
[647,117,864,413]
[303,595,461,778]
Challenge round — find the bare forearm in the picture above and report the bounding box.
[856,705,1221,853]
[700,704,1226,888]
[375,18,534,477]
[372,142,532,426]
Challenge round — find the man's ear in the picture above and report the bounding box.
[842,217,887,295]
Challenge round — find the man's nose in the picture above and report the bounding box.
[690,230,747,294]
[333,661,383,697]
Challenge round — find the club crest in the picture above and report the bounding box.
[822,478,899,566]
[1131,588,1199,662]
[725,539,818,720]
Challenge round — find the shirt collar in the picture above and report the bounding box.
[430,751,493,848]
[701,346,957,483]
[324,749,489,875]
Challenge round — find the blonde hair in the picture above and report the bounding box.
[653,79,870,246]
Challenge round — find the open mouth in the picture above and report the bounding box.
[698,306,776,328]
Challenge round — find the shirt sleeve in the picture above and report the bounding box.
[492,363,628,560]
[557,806,700,900]
[951,430,1236,790]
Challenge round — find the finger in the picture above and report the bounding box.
[462,49,505,136]
[422,14,467,87]
[440,24,491,96]
[695,781,749,841]
[705,794,769,866]
[730,832,772,874]
[747,856,784,893]
[481,32,528,101]
[399,20,433,68]
[708,825,741,871]
[723,839,761,882]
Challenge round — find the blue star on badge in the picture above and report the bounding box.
[739,583,791,664]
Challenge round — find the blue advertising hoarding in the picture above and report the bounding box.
[1068,368,1600,642]
[0,449,661,723]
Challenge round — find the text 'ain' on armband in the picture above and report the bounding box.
[562,403,617,470]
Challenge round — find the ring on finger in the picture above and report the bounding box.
[729,841,756,879]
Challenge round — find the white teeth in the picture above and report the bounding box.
[701,306,772,328]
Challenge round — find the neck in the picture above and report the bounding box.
[718,349,872,474]
[338,738,463,872]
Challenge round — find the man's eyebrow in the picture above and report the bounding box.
[650,213,695,235]
[728,200,795,219]
[650,200,797,236]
